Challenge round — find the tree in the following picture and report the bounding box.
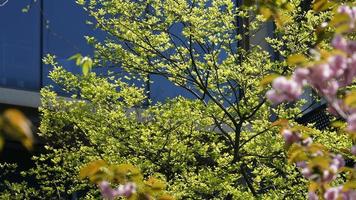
[1,0,351,199]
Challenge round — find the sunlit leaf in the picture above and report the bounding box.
[331,121,346,128]
[79,160,107,180]
[287,54,308,66]
[344,91,356,108]
[260,7,273,20]
[308,181,318,192]
[288,144,307,163]
[68,53,83,66]
[1,109,34,150]
[310,156,329,169]
[260,74,279,88]
[145,177,166,191]
[111,164,143,184]
[81,57,93,76]
[313,0,334,12]
[158,194,176,200]
[343,181,356,190]
[271,119,289,127]
[292,125,314,132]
[274,12,292,28]
[330,13,352,34]
[335,24,352,34]
[330,13,350,27]
[308,144,327,153]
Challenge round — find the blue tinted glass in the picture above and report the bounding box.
[0,1,40,91]
[42,1,100,58]
[42,1,147,97]
[42,0,98,91]
[150,75,194,103]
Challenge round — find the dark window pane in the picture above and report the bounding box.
[150,75,194,103]
[0,1,40,90]
[42,0,105,91]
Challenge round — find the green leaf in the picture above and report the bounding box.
[292,125,314,132]
[343,181,356,190]
[330,13,350,27]
[158,194,176,200]
[271,119,289,127]
[260,7,273,20]
[288,144,307,163]
[79,160,107,180]
[308,144,327,154]
[68,53,83,66]
[344,91,356,108]
[260,74,280,88]
[313,0,334,12]
[111,164,143,184]
[330,13,351,34]
[335,24,352,34]
[331,121,346,128]
[287,54,308,66]
[76,0,86,5]
[81,57,93,76]
[145,177,166,192]
[310,156,329,169]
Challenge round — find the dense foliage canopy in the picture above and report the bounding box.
[1,0,355,199]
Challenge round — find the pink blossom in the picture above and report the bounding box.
[292,68,309,85]
[351,146,356,155]
[272,77,300,95]
[329,55,347,77]
[301,137,313,146]
[347,40,356,54]
[122,182,136,197]
[309,63,333,82]
[347,113,356,132]
[324,186,342,200]
[320,80,339,98]
[296,161,307,168]
[332,35,348,51]
[98,181,137,199]
[301,167,312,179]
[281,129,301,145]
[266,90,287,104]
[267,77,302,104]
[342,190,356,200]
[308,192,319,200]
[98,181,117,200]
[330,154,345,173]
[322,170,335,183]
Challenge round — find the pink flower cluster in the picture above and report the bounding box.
[281,128,353,200]
[267,9,356,139]
[267,49,356,105]
[98,181,136,200]
[282,129,312,146]
[267,5,356,200]
[267,5,356,106]
[281,129,345,184]
[295,154,345,183]
[309,187,356,200]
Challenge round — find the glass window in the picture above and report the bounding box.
[150,75,194,103]
[0,1,41,91]
[42,0,104,91]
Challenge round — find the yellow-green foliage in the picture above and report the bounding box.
[1,0,350,199]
